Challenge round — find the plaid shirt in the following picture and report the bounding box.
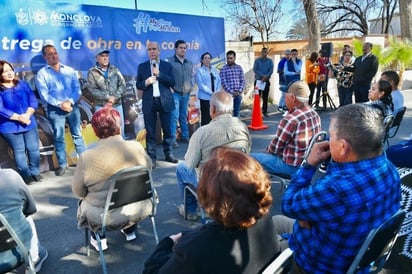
[282,154,401,273]
[266,104,321,166]
[220,63,245,93]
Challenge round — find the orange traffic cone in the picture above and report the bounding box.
[248,87,269,131]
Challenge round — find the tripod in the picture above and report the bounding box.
[311,85,337,111]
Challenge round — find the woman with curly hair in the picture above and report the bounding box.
[143,146,279,274]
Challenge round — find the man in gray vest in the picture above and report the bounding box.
[165,40,194,148]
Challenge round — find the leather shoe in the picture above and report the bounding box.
[32,174,44,182]
[55,167,66,176]
[165,154,178,163]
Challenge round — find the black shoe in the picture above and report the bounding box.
[263,113,269,117]
[23,176,35,185]
[151,158,156,169]
[55,167,66,176]
[32,174,44,182]
[165,154,178,163]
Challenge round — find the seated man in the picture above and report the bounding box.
[274,103,401,273]
[251,80,321,176]
[0,169,48,273]
[176,91,251,221]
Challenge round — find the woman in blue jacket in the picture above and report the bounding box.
[196,52,221,125]
[0,60,42,184]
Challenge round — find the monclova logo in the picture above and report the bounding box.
[15,8,103,28]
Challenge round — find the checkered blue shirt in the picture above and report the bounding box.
[219,63,245,93]
[282,154,401,273]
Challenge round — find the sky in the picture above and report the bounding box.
[67,0,292,40]
[70,0,226,17]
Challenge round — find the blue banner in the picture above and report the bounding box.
[0,1,225,82]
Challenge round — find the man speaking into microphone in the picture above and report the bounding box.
[136,40,178,168]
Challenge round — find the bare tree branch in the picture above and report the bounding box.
[222,0,283,44]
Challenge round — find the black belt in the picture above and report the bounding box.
[153,96,160,100]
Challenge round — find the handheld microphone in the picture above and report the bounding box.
[151,60,156,68]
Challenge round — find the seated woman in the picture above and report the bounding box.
[366,79,394,118]
[143,146,279,274]
[72,107,152,252]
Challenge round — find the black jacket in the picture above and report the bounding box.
[143,214,279,274]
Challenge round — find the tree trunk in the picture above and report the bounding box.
[303,0,321,53]
[400,0,412,39]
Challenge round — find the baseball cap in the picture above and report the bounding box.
[285,49,291,54]
[95,48,110,56]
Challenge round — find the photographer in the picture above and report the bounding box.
[305,52,320,106]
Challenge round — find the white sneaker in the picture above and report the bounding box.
[121,229,136,241]
[90,235,108,251]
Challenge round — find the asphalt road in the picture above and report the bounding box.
[9,90,412,274]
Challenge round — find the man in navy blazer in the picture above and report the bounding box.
[136,41,178,168]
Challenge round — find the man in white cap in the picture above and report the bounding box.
[87,48,127,137]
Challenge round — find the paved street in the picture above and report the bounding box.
[9,90,412,274]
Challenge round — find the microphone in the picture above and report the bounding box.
[151,60,156,68]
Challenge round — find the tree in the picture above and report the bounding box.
[316,0,398,37]
[286,18,308,40]
[221,0,283,46]
[303,0,321,53]
[317,0,377,36]
[399,0,412,39]
[379,36,412,82]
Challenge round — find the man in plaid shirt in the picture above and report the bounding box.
[275,103,401,273]
[219,50,245,117]
[251,81,321,176]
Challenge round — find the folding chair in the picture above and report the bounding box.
[0,213,35,274]
[84,166,159,274]
[183,184,207,224]
[385,106,406,147]
[346,209,406,274]
[261,248,293,274]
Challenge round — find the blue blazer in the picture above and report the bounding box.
[136,60,175,114]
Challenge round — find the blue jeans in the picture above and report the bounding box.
[0,209,32,273]
[176,162,198,214]
[95,104,125,138]
[171,93,189,143]
[278,85,288,108]
[233,94,242,117]
[250,152,298,176]
[46,104,86,167]
[1,127,40,179]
